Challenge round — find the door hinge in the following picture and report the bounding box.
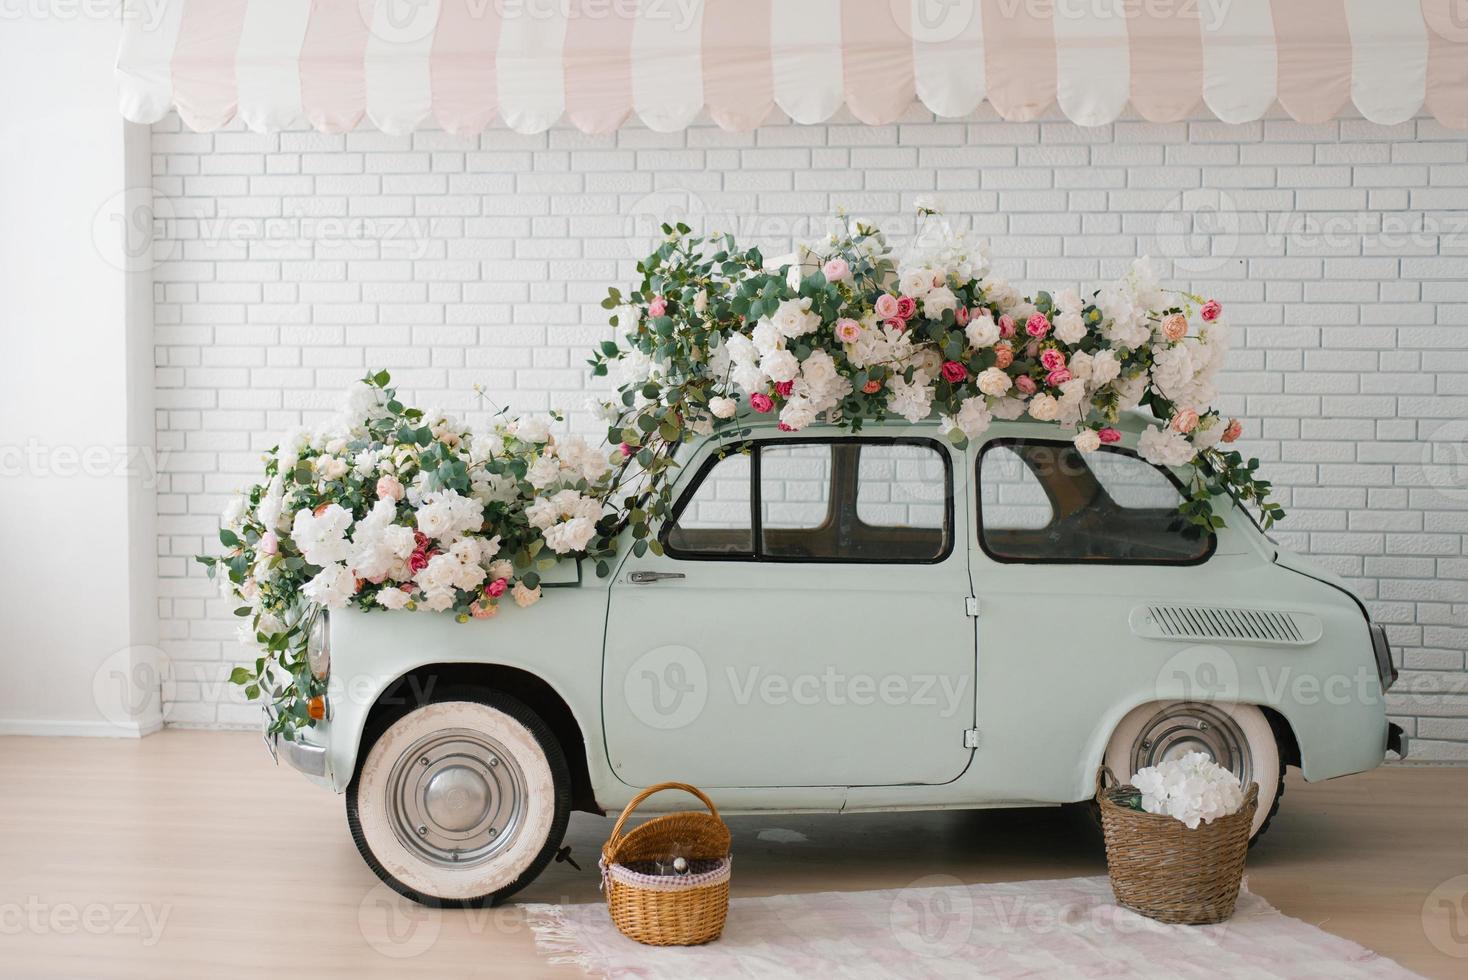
[962,728,980,749]
[965,596,980,618]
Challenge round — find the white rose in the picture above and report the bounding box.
[760,349,800,384]
[771,297,820,339]
[513,415,552,444]
[1073,429,1102,453]
[543,517,597,554]
[709,396,738,419]
[977,367,1012,398]
[751,319,783,357]
[488,558,514,580]
[1138,425,1198,467]
[898,267,934,299]
[965,314,1000,350]
[922,285,958,320]
[778,395,818,432]
[1090,349,1122,388]
[1053,311,1087,345]
[526,455,563,490]
[316,456,349,481]
[376,588,411,610]
[1027,393,1060,422]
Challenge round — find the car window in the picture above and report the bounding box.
[664,450,753,557]
[975,446,1054,530]
[664,439,952,563]
[977,440,1213,564]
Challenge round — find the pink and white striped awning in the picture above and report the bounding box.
[118,0,1468,134]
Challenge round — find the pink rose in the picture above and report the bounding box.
[874,294,899,319]
[834,317,862,343]
[822,258,851,282]
[1046,368,1072,387]
[1015,375,1038,396]
[1172,409,1200,434]
[998,314,1017,339]
[774,380,794,398]
[1200,299,1222,322]
[777,422,793,432]
[883,316,907,333]
[940,361,967,383]
[954,306,970,327]
[647,296,667,317]
[487,578,508,598]
[1040,348,1067,372]
[1222,417,1243,443]
[1161,313,1188,343]
[1025,313,1051,339]
[398,583,417,594]
[470,600,499,620]
[413,530,430,550]
[896,296,918,320]
[376,474,405,501]
[1098,428,1122,444]
[750,393,774,413]
[407,551,429,574]
[862,379,882,394]
[259,532,279,556]
[619,442,633,457]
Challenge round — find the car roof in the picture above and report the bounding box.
[718,405,1163,439]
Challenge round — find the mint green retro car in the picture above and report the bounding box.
[271,411,1402,907]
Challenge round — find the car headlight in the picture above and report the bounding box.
[306,611,330,681]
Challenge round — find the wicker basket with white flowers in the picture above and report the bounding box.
[1096,753,1258,925]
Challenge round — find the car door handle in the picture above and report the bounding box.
[627,571,686,584]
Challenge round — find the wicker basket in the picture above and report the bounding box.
[1096,766,1258,925]
[600,781,731,946]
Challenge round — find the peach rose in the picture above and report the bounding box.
[1161,313,1188,343]
[1172,409,1200,434]
[1222,418,1243,443]
[993,343,1014,370]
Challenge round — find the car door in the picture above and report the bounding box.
[965,435,1251,802]
[602,432,977,789]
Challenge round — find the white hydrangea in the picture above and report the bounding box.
[414,489,485,543]
[512,415,553,444]
[302,562,357,609]
[991,396,1027,421]
[760,349,800,384]
[886,377,934,424]
[291,504,353,567]
[954,397,992,440]
[778,395,819,432]
[1131,751,1245,830]
[348,498,417,583]
[1138,425,1198,467]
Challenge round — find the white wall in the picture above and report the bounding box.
[147,108,1468,759]
[0,13,160,735]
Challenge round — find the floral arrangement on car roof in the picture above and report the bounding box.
[202,205,1282,736]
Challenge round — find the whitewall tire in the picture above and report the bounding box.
[347,692,571,906]
[1104,701,1283,841]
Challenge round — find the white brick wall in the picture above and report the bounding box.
[150,107,1468,759]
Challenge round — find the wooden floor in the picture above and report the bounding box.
[1,731,1465,978]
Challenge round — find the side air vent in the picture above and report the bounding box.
[1129,605,1323,647]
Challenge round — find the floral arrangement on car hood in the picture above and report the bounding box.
[203,206,1282,737]
[1126,752,1247,829]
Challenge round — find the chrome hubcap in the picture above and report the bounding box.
[386,728,525,868]
[1129,702,1252,789]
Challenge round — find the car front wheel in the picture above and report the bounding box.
[1103,700,1283,842]
[347,691,571,907]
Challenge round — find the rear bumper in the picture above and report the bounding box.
[262,706,329,779]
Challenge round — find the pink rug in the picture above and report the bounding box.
[524,874,1417,979]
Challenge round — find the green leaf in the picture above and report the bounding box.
[230,666,253,685]
[219,529,240,548]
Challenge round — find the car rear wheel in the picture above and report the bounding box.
[1103,701,1283,842]
[347,691,571,907]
